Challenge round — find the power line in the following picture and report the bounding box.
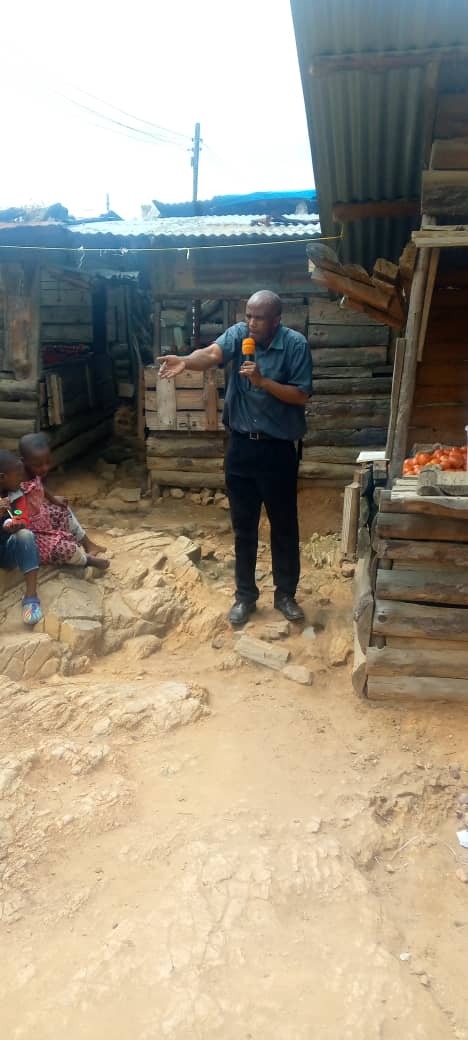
[66,84,191,144]
[53,89,189,149]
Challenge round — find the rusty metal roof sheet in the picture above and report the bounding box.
[290,0,468,268]
[67,214,321,242]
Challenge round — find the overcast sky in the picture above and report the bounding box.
[1,0,314,219]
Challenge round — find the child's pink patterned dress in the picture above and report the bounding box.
[21,476,84,565]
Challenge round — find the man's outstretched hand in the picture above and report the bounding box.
[158,356,186,380]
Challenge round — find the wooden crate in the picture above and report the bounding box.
[144,365,224,432]
[364,490,468,702]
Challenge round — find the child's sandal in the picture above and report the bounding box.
[22,597,43,626]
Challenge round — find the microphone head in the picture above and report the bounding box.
[242,337,256,357]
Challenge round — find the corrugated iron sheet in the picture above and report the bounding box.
[68,214,321,242]
[290,0,468,267]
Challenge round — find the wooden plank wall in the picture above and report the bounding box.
[38,267,115,464]
[0,261,40,449]
[368,490,468,702]
[408,272,468,450]
[304,297,391,484]
[145,291,393,490]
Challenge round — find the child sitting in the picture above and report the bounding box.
[19,433,109,571]
[0,450,43,625]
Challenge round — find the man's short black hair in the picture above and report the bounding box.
[0,449,22,474]
[19,432,50,457]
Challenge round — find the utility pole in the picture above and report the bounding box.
[190,122,201,348]
[105,192,110,213]
[191,122,201,202]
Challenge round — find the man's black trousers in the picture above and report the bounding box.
[225,432,300,604]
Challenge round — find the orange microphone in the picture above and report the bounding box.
[242,337,256,358]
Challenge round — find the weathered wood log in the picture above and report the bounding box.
[308,324,389,348]
[146,469,225,489]
[313,366,374,380]
[374,537,468,567]
[375,510,468,543]
[311,346,388,367]
[0,380,38,401]
[236,634,290,670]
[376,566,468,606]
[0,399,38,419]
[312,378,392,396]
[302,446,360,463]
[341,481,360,559]
[353,551,374,654]
[434,93,468,139]
[367,645,468,679]
[146,436,225,459]
[352,628,368,696]
[146,455,224,473]
[373,598,468,641]
[385,635,460,652]
[299,462,356,480]
[309,395,390,416]
[430,137,468,170]
[0,417,36,437]
[422,170,468,216]
[373,258,399,284]
[367,675,468,702]
[304,428,387,447]
[307,413,389,431]
[308,299,380,326]
[309,267,405,327]
[380,489,468,520]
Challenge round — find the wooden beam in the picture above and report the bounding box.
[376,566,468,607]
[332,199,419,223]
[310,268,405,328]
[367,644,468,679]
[367,675,468,702]
[373,598,468,642]
[431,138,468,171]
[434,93,468,139]
[422,170,468,217]
[413,224,468,248]
[310,46,468,77]
[417,247,439,360]
[385,337,405,460]
[389,221,431,479]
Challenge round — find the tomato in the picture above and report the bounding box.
[416,452,432,466]
[440,458,453,470]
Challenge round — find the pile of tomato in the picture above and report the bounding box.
[403,446,468,476]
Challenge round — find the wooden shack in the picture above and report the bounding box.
[351,72,468,703]
[0,239,153,463]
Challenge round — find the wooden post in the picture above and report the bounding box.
[389,217,433,480]
[417,248,439,360]
[385,337,406,460]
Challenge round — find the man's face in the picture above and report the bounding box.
[245,299,281,346]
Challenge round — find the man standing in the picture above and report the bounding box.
[159,290,312,626]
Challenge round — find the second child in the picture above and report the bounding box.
[19,433,109,571]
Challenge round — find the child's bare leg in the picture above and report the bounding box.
[86,553,109,571]
[81,533,107,555]
[68,509,106,555]
[24,567,39,598]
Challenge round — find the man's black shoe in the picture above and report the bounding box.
[228,600,256,627]
[274,594,305,623]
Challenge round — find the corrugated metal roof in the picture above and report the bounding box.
[67,214,321,242]
[153,190,317,217]
[290,0,468,268]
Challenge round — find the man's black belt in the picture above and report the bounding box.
[231,430,279,441]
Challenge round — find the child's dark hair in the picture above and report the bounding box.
[0,450,22,474]
[20,432,50,458]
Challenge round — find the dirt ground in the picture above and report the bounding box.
[1,466,468,1040]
